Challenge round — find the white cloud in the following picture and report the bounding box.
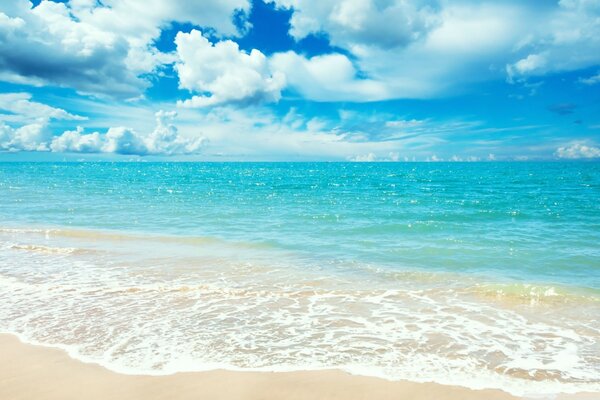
[102,127,151,155]
[349,152,377,162]
[0,121,50,152]
[49,127,103,153]
[268,0,441,50]
[506,54,547,81]
[145,110,206,155]
[555,142,600,159]
[269,52,388,101]
[348,152,407,162]
[0,2,145,97]
[449,155,480,162]
[579,71,600,85]
[505,0,600,81]
[175,30,285,107]
[0,92,85,152]
[1,107,205,156]
[49,110,206,155]
[265,1,600,101]
[0,0,250,97]
[165,106,502,161]
[0,94,547,161]
[2,0,598,105]
[266,2,529,101]
[0,92,86,123]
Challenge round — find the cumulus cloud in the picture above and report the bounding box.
[3,0,599,104]
[264,0,600,101]
[270,52,387,101]
[505,0,600,81]
[144,110,206,155]
[52,110,206,155]
[265,2,531,101]
[555,142,600,159]
[0,92,88,151]
[0,0,250,97]
[506,54,547,82]
[0,1,146,98]
[269,0,441,49]
[349,152,377,162]
[49,127,103,153]
[175,30,285,107]
[0,121,49,152]
[1,108,206,156]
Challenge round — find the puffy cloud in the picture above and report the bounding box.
[1,108,206,156]
[349,152,377,162]
[505,0,600,81]
[144,110,206,155]
[50,110,206,155]
[0,92,86,123]
[0,0,250,97]
[0,92,86,151]
[89,0,250,40]
[49,127,103,153]
[0,121,50,152]
[555,142,600,159]
[101,127,150,155]
[267,3,530,101]
[265,1,600,101]
[0,1,145,98]
[175,30,285,107]
[268,0,441,50]
[269,52,387,101]
[506,54,547,81]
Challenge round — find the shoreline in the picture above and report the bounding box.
[1,334,598,400]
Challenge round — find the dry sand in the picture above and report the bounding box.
[0,334,596,400]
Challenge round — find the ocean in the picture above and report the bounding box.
[0,162,599,396]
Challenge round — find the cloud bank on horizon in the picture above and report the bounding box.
[0,0,599,160]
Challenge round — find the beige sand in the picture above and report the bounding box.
[0,334,595,400]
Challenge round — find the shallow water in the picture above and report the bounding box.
[0,162,599,396]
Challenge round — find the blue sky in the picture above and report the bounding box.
[0,0,599,161]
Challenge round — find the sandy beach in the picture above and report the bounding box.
[0,333,515,400]
[2,334,599,400]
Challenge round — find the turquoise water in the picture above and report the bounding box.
[2,162,599,287]
[1,162,599,396]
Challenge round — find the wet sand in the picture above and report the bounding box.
[1,334,597,400]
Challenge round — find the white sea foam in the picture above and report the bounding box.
[8,243,81,254]
[0,227,599,397]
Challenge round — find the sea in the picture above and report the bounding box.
[0,162,598,397]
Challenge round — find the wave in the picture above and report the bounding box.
[467,282,600,305]
[1,224,600,397]
[1,273,599,396]
[0,225,277,251]
[8,243,85,255]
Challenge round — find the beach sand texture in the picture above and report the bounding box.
[0,334,517,400]
[3,334,599,400]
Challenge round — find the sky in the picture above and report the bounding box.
[0,0,599,161]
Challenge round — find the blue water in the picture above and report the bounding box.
[1,162,599,288]
[1,162,599,396]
